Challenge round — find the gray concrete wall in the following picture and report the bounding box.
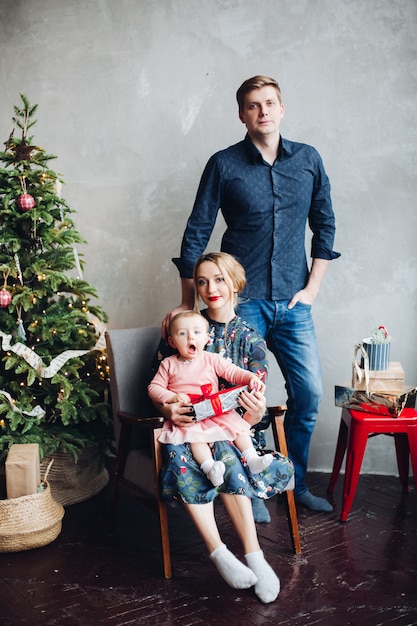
[1,0,416,475]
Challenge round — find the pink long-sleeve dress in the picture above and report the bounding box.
[148,351,253,445]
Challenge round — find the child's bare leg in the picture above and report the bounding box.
[190,441,212,466]
[191,442,226,487]
[234,432,274,474]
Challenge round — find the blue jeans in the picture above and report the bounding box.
[237,299,323,496]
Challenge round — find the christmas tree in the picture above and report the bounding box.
[0,95,111,462]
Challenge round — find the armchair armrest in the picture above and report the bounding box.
[267,405,287,417]
[117,411,165,429]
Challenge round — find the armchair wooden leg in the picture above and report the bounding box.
[271,409,301,555]
[283,489,301,555]
[157,499,172,579]
[152,428,172,579]
[111,422,133,529]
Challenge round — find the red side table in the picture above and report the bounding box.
[328,407,417,521]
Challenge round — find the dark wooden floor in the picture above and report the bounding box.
[0,469,416,626]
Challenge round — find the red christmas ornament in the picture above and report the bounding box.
[17,193,35,211]
[0,289,12,307]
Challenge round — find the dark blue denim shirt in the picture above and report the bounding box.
[173,134,340,300]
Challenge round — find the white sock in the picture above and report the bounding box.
[210,543,257,589]
[200,459,226,487]
[245,550,280,603]
[242,448,274,474]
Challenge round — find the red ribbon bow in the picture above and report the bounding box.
[189,384,225,417]
[188,384,213,404]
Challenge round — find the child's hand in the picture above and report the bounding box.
[248,375,265,394]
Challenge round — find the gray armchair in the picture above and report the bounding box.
[105,327,301,580]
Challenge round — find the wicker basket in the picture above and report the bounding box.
[0,461,64,553]
[40,446,109,507]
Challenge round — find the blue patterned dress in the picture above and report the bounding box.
[153,311,294,504]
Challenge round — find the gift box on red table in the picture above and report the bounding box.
[5,443,41,499]
[335,383,416,417]
[352,341,405,394]
[336,341,415,417]
[353,361,405,393]
[192,385,249,422]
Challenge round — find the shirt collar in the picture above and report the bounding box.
[244,133,285,164]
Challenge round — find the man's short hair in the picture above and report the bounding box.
[236,75,282,113]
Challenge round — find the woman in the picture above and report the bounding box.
[154,253,294,603]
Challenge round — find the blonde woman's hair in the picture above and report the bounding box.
[193,252,246,311]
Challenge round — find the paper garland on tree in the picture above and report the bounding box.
[73,246,83,279]
[0,389,45,419]
[0,322,106,379]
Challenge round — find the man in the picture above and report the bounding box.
[168,75,340,512]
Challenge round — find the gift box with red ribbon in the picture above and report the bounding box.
[191,385,249,421]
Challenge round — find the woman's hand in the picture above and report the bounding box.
[161,280,196,337]
[155,399,195,427]
[239,389,267,426]
[161,304,190,338]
